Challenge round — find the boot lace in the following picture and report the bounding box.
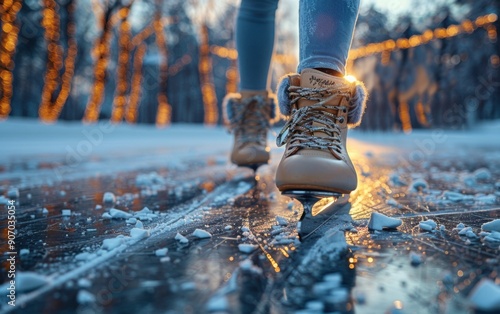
[276,86,349,159]
[230,96,270,147]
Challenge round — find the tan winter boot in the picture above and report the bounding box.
[223,90,276,170]
[275,68,367,194]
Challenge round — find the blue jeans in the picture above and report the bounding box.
[236,0,360,91]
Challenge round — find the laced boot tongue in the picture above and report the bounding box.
[295,69,351,140]
[297,69,351,111]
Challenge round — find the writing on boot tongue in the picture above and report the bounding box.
[308,74,336,88]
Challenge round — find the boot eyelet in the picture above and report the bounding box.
[342,108,347,113]
[338,117,345,124]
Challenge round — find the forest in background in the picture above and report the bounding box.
[0,0,498,131]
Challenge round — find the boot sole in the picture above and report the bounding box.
[277,184,352,195]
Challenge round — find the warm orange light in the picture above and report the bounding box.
[344,75,357,83]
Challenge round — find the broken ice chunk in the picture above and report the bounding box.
[458,227,472,236]
[238,244,258,254]
[109,208,132,219]
[419,219,437,231]
[126,217,137,224]
[155,248,169,257]
[276,216,288,226]
[103,192,116,204]
[475,194,497,205]
[408,178,428,193]
[77,290,96,304]
[102,237,125,250]
[368,212,402,231]
[102,212,112,220]
[193,229,212,239]
[135,220,144,229]
[468,279,500,311]
[175,233,189,244]
[410,252,423,266]
[444,191,473,202]
[387,198,403,209]
[62,209,71,216]
[473,168,492,181]
[484,231,500,243]
[482,219,500,232]
[15,272,48,292]
[77,278,92,288]
[7,187,19,199]
[130,228,149,239]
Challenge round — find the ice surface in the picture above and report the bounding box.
[238,244,258,253]
[482,219,500,232]
[175,233,189,244]
[192,228,212,239]
[368,212,402,230]
[468,279,500,310]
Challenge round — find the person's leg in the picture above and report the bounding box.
[224,0,279,170]
[275,0,367,202]
[236,0,279,90]
[298,0,360,75]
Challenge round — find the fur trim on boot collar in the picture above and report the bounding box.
[222,92,278,128]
